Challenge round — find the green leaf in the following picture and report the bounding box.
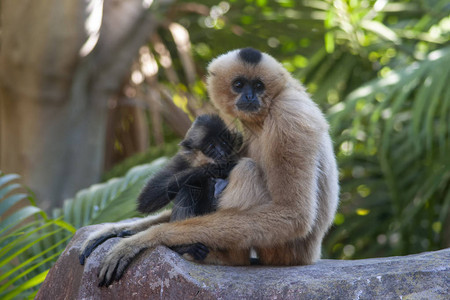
[1,270,49,300]
[0,183,21,200]
[360,20,400,44]
[324,31,335,53]
[55,157,168,228]
[0,194,28,216]
[0,206,42,231]
[53,219,76,234]
[0,174,20,188]
[0,235,70,282]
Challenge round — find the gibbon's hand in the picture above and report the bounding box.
[97,238,146,287]
[214,178,229,199]
[80,211,173,266]
[79,228,134,265]
[204,162,234,178]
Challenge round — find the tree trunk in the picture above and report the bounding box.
[0,0,173,211]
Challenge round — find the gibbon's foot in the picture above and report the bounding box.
[171,243,210,261]
[97,238,146,287]
[79,229,135,265]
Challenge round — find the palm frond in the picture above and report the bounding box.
[0,172,75,300]
[327,46,450,258]
[0,157,168,298]
[54,157,168,228]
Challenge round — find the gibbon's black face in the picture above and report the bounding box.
[232,76,265,112]
[180,115,242,163]
[232,48,265,113]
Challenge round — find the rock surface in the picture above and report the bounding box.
[36,223,450,300]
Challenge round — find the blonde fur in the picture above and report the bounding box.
[83,49,339,283]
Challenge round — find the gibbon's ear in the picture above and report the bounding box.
[179,139,193,150]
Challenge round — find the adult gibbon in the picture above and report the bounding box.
[80,47,339,287]
[79,114,242,265]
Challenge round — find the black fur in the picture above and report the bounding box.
[137,114,242,259]
[137,114,242,216]
[239,47,262,65]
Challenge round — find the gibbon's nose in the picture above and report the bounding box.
[236,87,261,112]
[245,93,255,101]
[236,98,260,112]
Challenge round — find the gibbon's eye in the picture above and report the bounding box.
[232,78,245,91]
[253,80,265,93]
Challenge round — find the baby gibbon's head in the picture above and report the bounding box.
[180,114,242,163]
[207,48,289,124]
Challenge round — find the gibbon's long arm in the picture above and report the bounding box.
[137,156,190,214]
[79,210,172,265]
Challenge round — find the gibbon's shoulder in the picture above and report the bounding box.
[270,87,329,133]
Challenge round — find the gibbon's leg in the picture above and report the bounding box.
[79,209,171,265]
[194,248,251,266]
[213,158,323,266]
[255,231,322,266]
[217,158,270,211]
[198,158,269,266]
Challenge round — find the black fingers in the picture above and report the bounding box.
[117,230,134,237]
[79,233,116,265]
[79,229,135,265]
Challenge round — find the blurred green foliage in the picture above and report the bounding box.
[103,140,179,181]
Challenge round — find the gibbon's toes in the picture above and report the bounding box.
[114,255,134,282]
[79,233,117,265]
[190,243,210,261]
[98,254,122,287]
[170,245,188,255]
[170,243,209,261]
[97,240,144,287]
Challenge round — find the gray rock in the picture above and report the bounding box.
[36,223,450,300]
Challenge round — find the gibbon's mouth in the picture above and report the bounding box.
[235,102,261,113]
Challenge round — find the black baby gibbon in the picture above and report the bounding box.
[136,114,242,260]
[137,114,242,220]
[78,114,242,266]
